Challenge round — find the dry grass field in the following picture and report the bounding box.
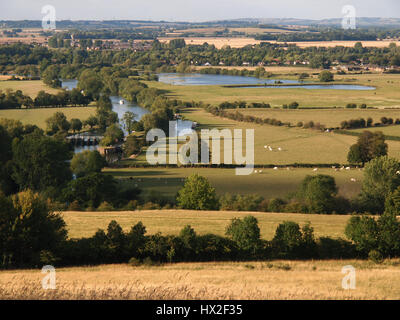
[0,80,60,97]
[158,37,400,49]
[62,210,351,239]
[1,260,399,299]
[0,107,96,128]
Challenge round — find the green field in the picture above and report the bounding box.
[63,209,351,239]
[147,73,400,108]
[353,125,400,137]
[105,167,363,201]
[174,108,400,165]
[0,80,60,97]
[239,108,400,128]
[0,107,96,128]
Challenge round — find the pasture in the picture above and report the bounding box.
[147,73,400,108]
[0,107,96,128]
[0,80,60,97]
[238,108,400,128]
[106,167,363,201]
[62,210,351,239]
[175,108,400,165]
[1,260,399,299]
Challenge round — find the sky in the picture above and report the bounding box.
[0,0,400,21]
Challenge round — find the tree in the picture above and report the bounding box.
[70,118,82,133]
[176,174,218,210]
[225,216,261,253]
[42,65,61,88]
[78,70,103,100]
[45,112,70,134]
[0,190,67,267]
[100,124,124,146]
[63,172,117,208]
[0,125,14,195]
[347,131,388,166]
[359,156,400,214]
[318,70,334,82]
[84,115,99,129]
[123,135,144,157]
[272,221,316,259]
[70,150,106,178]
[122,111,137,134]
[11,131,73,193]
[296,175,338,214]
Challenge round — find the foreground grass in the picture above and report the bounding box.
[0,107,96,128]
[63,210,351,239]
[1,260,399,299]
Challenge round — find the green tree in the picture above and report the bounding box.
[0,190,67,267]
[296,175,338,214]
[318,70,334,82]
[70,118,82,133]
[176,174,218,210]
[347,131,388,166]
[70,150,106,178]
[100,124,124,146]
[45,112,70,134]
[225,216,261,253]
[122,111,137,134]
[359,156,400,213]
[12,131,73,193]
[42,65,61,88]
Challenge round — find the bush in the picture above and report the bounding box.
[319,71,334,82]
[368,250,384,264]
[128,257,141,266]
[226,216,262,255]
[97,201,114,211]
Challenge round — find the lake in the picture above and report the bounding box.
[157,73,376,90]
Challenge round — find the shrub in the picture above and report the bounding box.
[97,201,114,211]
[368,250,384,264]
[128,257,141,266]
[226,216,262,255]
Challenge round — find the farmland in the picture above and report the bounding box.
[0,107,96,129]
[147,73,400,108]
[238,108,400,128]
[0,80,60,97]
[1,259,399,299]
[63,209,351,239]
[174,108,400,165]
[105,167,363,201]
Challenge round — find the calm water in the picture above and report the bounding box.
[245,84,376,90]
[157,73,376,90]
[157,73,300,86]
[61,80,194,153]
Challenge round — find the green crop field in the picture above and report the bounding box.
[238,108,400,128]
[146,73,400,108]
[0,80,60,97]
[105,167,363,201]
[0,107,96,128]
[62,209,351,239]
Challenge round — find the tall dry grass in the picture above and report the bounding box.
[0,260,399,300]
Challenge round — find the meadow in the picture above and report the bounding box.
[106,167,363,201]
[0,80,60,97]
[174,108,400,165]
[238,107,400,128]
[148,73,400,108]
[63,209,351,239]
[1,260,399,299]
[0,107,96,128]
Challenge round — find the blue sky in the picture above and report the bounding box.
[0,0,399,21]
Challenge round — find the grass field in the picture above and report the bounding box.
[106,167,363,200]
[62,210,351,239]
[148,73,400,108]
[158,37,400,49]
[0,80,60,97]
[173,108,400,165]
[0,107,96,128]
[353,125,400,137]
[1,260,399,299]
[238,108,400,128]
